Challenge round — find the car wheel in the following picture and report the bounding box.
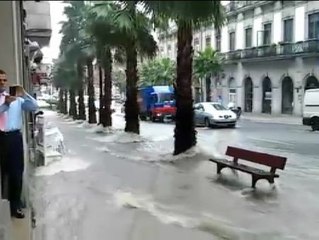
[229,123,236,128]
[151,116,156,122]
[140,115,147,121]
[311,117,319,131]
[204,118,211,128]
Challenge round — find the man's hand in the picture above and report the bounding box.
[5,95,16,105]
[15,85,26,97]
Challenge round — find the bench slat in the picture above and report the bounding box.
[226,146,287,170]
[209,158,279,177]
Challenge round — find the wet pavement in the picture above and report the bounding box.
[31,111,319,240]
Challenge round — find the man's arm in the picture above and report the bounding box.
[21,93,38,112]
[0,103,9,113]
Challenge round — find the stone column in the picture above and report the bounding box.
[293,57,304,116]
[236,62,244,108]
[0,3,24,238]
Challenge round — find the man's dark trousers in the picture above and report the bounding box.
[0,130,24,213]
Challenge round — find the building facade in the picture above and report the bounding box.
[0,1,51,239]
[158,1,319,116]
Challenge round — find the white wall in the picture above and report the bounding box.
[253,17,262,46]
[236,21,244,49]
[0,1,23,85]
[295,6,305,42]
[221,26,229,52]
[273,11,282,43]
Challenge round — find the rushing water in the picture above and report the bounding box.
[31,111,319,240]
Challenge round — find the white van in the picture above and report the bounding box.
[303,89,319,130]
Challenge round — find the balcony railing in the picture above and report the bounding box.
[225,1,260,13]
[223,39,319,62]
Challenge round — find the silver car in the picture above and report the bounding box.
[194,102,237,128]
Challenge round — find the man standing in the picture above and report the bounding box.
[0,69,38,218]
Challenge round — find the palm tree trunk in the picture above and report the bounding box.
[63,90,68,114]
[174,20,196,155]
[102,46,112,127]
[77,64,86,120]
[58,89,63,113]
[124,41,139,134]
[98,64,105,125]
[69,88,77,119]
[206,74,211,102]
[87,59,97,124]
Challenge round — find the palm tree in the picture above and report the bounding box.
[59,1,89,121]
[90,1,157,133]
[86,55,97,124]
[143,1,225,155]
[193,47,223,102]
[86,5,120,127]
[139,57,176,86]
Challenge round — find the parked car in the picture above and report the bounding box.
[303,89,319,131]
[194,102,237,128]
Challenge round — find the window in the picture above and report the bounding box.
[194,37,200,52]
[215,29,221,51]
[229,32,236,51]
[167,44,171,56]
[308,12,319,39]
[212,103,227,111]
[205,36,211,48]
[245,28,252,48]
[263,23,272,45]
[194,38,199,46]
[284,19,293,42]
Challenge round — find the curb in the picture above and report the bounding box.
[241,117,301,125]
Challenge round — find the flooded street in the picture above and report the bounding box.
[31,111,319,240]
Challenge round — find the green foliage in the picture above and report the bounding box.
[88,1,158,58]
[142,1,225,30]
[139,58,176,87]
[193,47,222,79]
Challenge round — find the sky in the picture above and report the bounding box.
[41,1,66,64]
[41,1,230,64]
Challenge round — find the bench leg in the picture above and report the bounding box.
[251,175,259,188]
[216,164,225,174]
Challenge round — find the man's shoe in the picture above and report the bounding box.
[11,208,25,219]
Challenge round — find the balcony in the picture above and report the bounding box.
[222,39,319,64]
[23,1,52,47]
[225,1,262,13]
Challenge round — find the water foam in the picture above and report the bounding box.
[113,190,246,239]
[35,156,91,176]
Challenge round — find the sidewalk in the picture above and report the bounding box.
[0,200,32,240]
[241,113,302,125]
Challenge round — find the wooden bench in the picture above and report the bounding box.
[209,146,287,188]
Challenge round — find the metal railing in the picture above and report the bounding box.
[223,39,319,62]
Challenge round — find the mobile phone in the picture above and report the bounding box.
[9,86,17,96]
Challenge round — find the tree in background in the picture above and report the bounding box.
[193,47,223,102]
[90,1,157,133]
[143,1,225,155]
[139,58,176,87]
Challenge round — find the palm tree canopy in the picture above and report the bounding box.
[139,58,176,87]
[143,1,225,29]
[193,47,223,79]
[89,1,158,58]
